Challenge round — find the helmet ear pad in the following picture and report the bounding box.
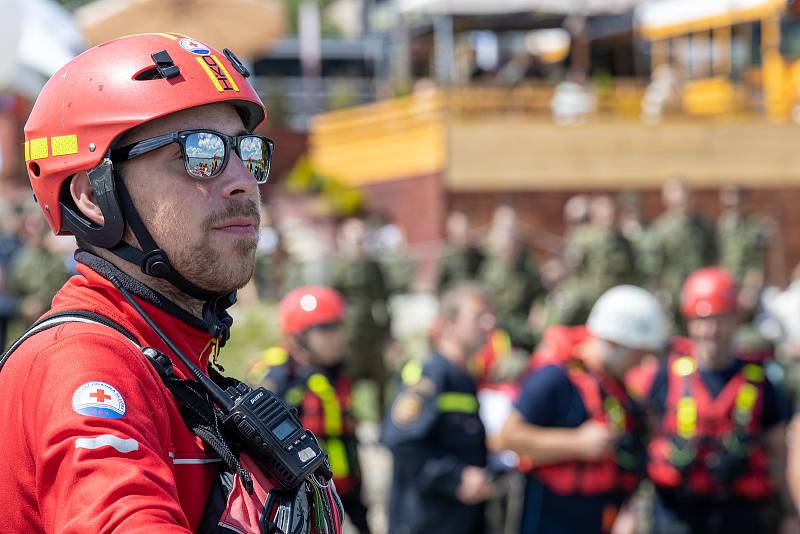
[59,158,126,249]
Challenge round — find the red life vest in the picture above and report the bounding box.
[292,371,361,496]
[647,346,772,500]
[529,325,590,370]
[526,327,644,496]
[256,349,361,496]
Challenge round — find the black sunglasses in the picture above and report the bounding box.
[111,129,274,184]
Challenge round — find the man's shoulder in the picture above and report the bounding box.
[518,364,574,405]
[1,319,152,387]
[420,355,463,391]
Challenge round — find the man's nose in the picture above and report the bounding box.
[218,153,258,198]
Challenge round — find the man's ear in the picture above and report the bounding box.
[69,172,105,226]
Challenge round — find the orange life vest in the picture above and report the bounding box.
[530,355,644,496]
[290,371,360,496]
[529,325,590,370]
[647,348,772,500]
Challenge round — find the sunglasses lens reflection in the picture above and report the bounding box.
[185,132,225,178]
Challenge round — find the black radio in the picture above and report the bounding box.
[112,276,329,491]
[222,381,328,489]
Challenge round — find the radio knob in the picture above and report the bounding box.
[239,420,256,438]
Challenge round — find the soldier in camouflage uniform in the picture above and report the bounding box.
[7,213,71,336]
[544,196,638,328]
[479,208,542,352]
[717,185,766,317]
[571,196,638,297]
[645,179,716,325]
[533,196,591,330]
[436,211,485,292]
[618,191,654,278]
[331,217,392,412]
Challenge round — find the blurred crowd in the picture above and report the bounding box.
[0,190,75,349]
[236,176,800,534]
[248,177,788,378]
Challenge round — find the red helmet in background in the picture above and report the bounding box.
[681,267,738,319]
[279,286,346,336]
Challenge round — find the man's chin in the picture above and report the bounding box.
[185,265,255,296]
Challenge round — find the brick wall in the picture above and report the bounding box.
[361,173,445,286]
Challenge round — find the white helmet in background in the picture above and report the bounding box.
[587,285,668,352]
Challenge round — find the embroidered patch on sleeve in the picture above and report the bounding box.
[71,381,126,419]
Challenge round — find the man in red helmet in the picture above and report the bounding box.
[252,286,371,534]
[646,267,790,534]
[0,34,339,533]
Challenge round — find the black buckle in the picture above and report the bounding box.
[223,48,250,78]
[151,50,181,79]
[142,347,176,378]
[141,249,171,277]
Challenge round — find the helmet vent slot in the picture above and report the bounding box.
[133,66,163,81]
[132,50,181,81]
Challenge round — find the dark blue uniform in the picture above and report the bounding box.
[515,365,629,534]
[382,353,487,534]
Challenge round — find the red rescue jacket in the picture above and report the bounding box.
[647,342,772,500]
[527,326,644,496]
[0,262,224,533]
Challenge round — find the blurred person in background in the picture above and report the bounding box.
[382,283,496,534]
[534,195,592,329]
[646,267,790,534]
[501,285,667,534]
[256,286,371,534]
[479,205,542,352]
[7,206,70,333]
[251,206,288,300]
[536,195,634,331]
[618,191,653,278]
[0,196,25,270]
[332,216,392,413]
[366,213,415,295]
[436,210,485,292]
[757,262,800,405]
[563,195,638,322]
[717,185,766,316]
[563,194,591,238]
[645,178,716,326]
[0,196,25,349]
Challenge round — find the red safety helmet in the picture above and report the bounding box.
[25,32,265,239]
[279,286,346,336]
[23,33,266,301]
[681,267,738,319]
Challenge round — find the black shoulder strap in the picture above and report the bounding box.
[0,310,140,373]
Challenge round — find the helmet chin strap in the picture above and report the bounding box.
[107,168,235,345]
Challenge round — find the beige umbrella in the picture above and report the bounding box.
[76,0,285,58]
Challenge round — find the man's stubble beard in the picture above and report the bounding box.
[174,235,257,293]
[152,198,261,294]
